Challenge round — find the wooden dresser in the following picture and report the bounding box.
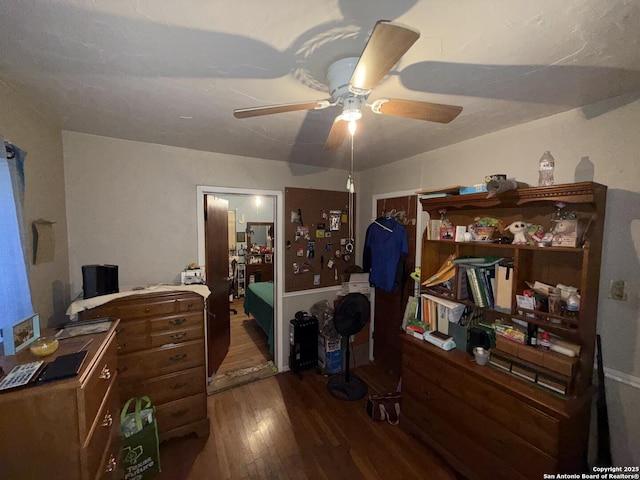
[78,290,210,442]
[0,323,120,480]
[401,335,591,480]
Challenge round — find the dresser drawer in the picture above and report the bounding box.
[115,298,177,319]
[80,335,118,441]
[118,340,205,380]
[150,311,202,333]
[403,346,560,456]
[80,304,119,321]
[120,366,206,406]
[402,391,528,480]
[83,381,120,480]
[115,318,149,354]
[96,432,120,480]
[151,325,203,348]
[403,368,556,477]
[155,393,208,434]
[177,296,204,312]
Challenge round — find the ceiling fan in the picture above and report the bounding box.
[233,20,463,150]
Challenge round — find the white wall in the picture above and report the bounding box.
[62,132,352,370]
[360,92,640,466]
[62,132,349,294]
[0,82,70,328]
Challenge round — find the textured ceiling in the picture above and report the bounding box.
[1,0,639,171]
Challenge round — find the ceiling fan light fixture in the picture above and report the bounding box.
[342,96,362,122]
[348,119,357,136]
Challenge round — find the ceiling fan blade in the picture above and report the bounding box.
[373,98,463,123]
[234,100,330,119]
[324,117,349,150]
[350,20,420,92]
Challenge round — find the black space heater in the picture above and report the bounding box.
[289,311,318,373]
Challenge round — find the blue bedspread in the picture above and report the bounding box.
[244,282,274,355]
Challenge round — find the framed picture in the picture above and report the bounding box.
[552,218,579,247]
[439,225,455,241]
[264,254,273,264]
[236,232,246,243]
[2,314,40,355]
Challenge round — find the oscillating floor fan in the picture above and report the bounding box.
[327,293,371,401]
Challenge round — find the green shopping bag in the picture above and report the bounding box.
[120,396,161,480]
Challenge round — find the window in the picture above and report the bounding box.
[0,142,33,339]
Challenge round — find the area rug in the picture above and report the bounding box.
[207,361,278,395]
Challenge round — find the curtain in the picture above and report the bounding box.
[0,138,33,333]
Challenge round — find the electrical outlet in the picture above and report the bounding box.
[609,279,628,301]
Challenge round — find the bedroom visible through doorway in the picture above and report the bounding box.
[197,188,280,393]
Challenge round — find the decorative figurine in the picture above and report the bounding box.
[505,220,530,245]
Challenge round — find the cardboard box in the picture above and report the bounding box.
[318,349,342,374]
[318,332,341,353]
[318,332,343,374]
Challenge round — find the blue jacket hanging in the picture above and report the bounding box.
[363,217,408,292]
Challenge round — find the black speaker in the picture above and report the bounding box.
[82,264,119,299]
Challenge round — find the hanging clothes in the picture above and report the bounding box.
[363,216,408,293]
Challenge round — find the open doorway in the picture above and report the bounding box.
[197,186,283,391]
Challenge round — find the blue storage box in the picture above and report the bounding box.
[459,184,488,195]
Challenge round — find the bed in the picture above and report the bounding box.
[244,281,274,355]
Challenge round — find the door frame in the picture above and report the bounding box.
[197,186,284,372]
[369,189,422,362]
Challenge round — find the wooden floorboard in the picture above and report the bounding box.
[217,297,272,375]
[158,362,458,479]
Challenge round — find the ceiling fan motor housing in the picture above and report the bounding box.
[326,57,370,102]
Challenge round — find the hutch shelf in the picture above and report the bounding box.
[401,182,607,480]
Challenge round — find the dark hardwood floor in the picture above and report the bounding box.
[158,361,458,479]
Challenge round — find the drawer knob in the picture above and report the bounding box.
[169,354,187,362]
[100,365,112,380]
[171,408,188,418]
[145,307,151,313]
[170,332,187,340]
[170,382,187,390]
[101,412,113,427]
[169,318,186,326]
[105,454,117,473]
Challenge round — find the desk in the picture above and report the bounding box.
[0,322,120,480]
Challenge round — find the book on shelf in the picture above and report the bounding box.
[465,267,486,307]
[495,265,514,313]
[402,296,420,331]
[453,256,504,267]
[415,185,462,196]
[428,219,443,241]
[456,267,470,301]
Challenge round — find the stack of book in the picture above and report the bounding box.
[453,256,508,309]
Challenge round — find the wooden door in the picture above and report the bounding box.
[205,195,231,376]
[372,195,418,374]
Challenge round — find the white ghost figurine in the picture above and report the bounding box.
[506,221,530,245]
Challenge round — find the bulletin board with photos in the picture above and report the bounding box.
[284,187,356,292]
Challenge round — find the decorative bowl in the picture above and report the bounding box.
[30,337,59,357]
